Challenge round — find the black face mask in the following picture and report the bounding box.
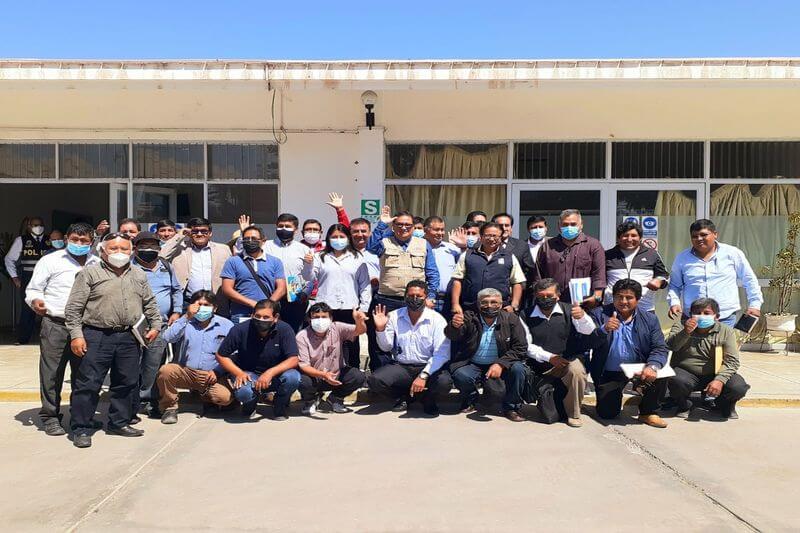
[276,228,294,242]
[480,307,501,318]
[242,240,262,254]
[536,296,558,311]
[251,318,275,335]
[405,296,426,311]
[136,249,159,264]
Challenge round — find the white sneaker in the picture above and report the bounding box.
[301,400,317,416]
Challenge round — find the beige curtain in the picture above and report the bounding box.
[386,145,507,179]
[654,190,697,268]
[385,185,505,228]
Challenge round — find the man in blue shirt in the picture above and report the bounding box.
[423,215,461,317]
[587,279,670,428]
[221,225,286,324]
[157,290,234,424]
[216,299,301,420]
[668,218,763,326]
[131,231,183,419]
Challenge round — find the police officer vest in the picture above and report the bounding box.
[17,234,51,275]
[461,246,513,307]
[378,236,427,297]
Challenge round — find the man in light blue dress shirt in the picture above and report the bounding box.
[423,215,461,317]
[668,219,763,326]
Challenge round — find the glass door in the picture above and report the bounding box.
[511,184,606,242]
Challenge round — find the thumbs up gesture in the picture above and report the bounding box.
[605,311,621,332]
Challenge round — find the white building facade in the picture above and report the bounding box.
[1,58,800,325]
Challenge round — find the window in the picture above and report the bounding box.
[0,144,55,179]
[133,143,204,179]
[385,185,506,230]
[612,142,703,179]
[386,144,507,179]
[208,144,279,180]
[712,141,800,179]
[207,184,279,243]
[132,184,204,226]
[514,142,605,179]
[519,190,601,238]
[59,144,128,179]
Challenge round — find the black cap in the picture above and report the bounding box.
[132,231,160,245]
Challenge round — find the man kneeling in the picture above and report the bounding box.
[216,299,300,420]
[296,303,368,415]
[368,280,453,416]
[445,288,529,422]
[158,290,234,424]
[666,297,750,420]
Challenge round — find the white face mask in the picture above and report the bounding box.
[106,252,131,268]
[310,317,332,334]
[31,225,45,236]
[303,232,321,245]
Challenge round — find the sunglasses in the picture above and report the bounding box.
[102,232,132,241]
[190,229,211,235]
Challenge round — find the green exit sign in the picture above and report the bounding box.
[361,199,380,216]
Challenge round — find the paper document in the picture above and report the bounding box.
[131,314,149,347]
[568,277,592,304]
[619,363,676,380]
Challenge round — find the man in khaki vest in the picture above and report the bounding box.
[365,206,439,370]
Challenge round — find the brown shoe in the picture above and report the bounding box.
[638,414,667,428]
[504,410,525,422]
[566,417,583,428]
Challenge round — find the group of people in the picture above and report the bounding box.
[11,192,759,448]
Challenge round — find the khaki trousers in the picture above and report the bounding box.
[548,359,587,419]
[157,363,233,412]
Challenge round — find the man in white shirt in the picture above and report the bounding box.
[24,222,97,436]
[263,213,315,332]
[368,280,452,416]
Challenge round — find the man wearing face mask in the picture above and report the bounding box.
[491,213,529,265]
[157,290,235,424]
[369,280,452,416]
[5,216,52,345]
[523,279,596,427]
[666,298,749,420]
[130,232,183,420]
[46,229,65,253]
[25,222,98,436]
[216,299,301,420]
[521,216,548,309]
[296,303,368,415]
[445,288,529,421]
[65,233,162,448]
[222,225,287,324]
[532,209,606,308]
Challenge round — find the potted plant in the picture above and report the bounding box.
[761,211,800,333]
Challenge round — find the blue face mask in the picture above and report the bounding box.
[694,315,716,329]
[466,235,479,248]
[195,305,214,322]
[66,242,91,257]
[412,229,425,238]
[329,237,348,251]
[51,240,65,249]
[529,228,547,241]
[560,225,580,240]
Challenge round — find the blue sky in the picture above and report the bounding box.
[2,1,798,60]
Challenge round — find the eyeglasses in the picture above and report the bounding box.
[102,232,132,242]
[190,229,210,235]
[394,223,413,229]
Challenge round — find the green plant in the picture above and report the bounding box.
[761,211,800,315]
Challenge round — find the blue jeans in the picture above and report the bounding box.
[133,329,168,414]
[452,361,526,411]
[231,369,301,416]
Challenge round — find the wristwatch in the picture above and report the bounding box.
[647,364,659,373]
[419,371,430,381]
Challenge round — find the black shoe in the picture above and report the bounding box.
[459,401,476,414]
[91,419,104,430]
[129,415,142,425]
[161,409,178,425]
[721,406,739,419]
[329,397,349,414]
[504,410,525,422]
[73,433,92,448]
[423,403,440,417]
[391,398,408,412]
[675,400,693,419]
[272,410,289,421]
[241,399,258,419]
[106,425,144,437]
[43,421,67,436]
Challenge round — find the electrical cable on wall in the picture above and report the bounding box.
[266,66,288,144]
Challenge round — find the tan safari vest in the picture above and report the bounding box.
[378,236,427,296]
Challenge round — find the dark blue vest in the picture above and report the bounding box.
[17,234,51,275]
[461,247,514,307]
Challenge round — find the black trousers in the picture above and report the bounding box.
[331,309,361,369]
[595,370,666,419]
[298,366,366,401]
[668,367,750,411]
[280,297,307,333]
[70,327,141,432]
[366,293,406,371]
[17,273,37,344]
[368,363,453,408]
[38,316,80,424]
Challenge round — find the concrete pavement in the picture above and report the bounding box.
[2,402,798,532]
